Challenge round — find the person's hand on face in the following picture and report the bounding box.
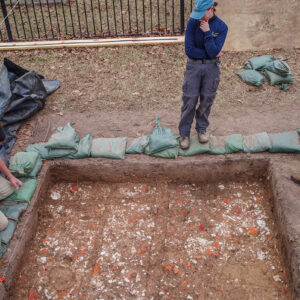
[200,6,214,32]
[200,21,210,32]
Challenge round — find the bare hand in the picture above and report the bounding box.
[9,176,23,190]
[217,51,223,57]
[200,21,210,32]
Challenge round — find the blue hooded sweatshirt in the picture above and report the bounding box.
[185,15,228,59]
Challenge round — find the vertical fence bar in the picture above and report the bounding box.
[53,0,61,37]
[82,0,89,37]
[97,0,103,34]
[0,0,13,41]
[157,0,160,31]
[112,0,117,35]
[180,0,184,34]
[127,0,131,33]
[119,0,124,35]
[9,0,20,39]
[105,0,110,35]
[24,0,34,39]
[61,0,68,35]
[142,0,145,33]
[68,0,75,37]
[134,0,138,33]
[150,0,152,33]
[74,0,82,37]
[38,0,48,39]
[171,0,174,33]
[45,0,55,38]
[164,0,167,32]
[17,2,27,39]
[31,0,40,39]
[0,28,3,41]
[90,0,97,36]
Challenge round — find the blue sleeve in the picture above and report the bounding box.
[185,19,207,59]
[203,24,228,59]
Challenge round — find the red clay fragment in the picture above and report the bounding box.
[213,242,219,249]
[28,288,39,300]
[249,227,259,236]
[165,264,173,271]
[92,263,100,275]
[223,198,231,204]
[199,224,205,231]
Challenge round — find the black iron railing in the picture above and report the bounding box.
[0,0,193,42]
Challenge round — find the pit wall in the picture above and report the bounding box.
[218,0,300,51]
[0,157,299,299]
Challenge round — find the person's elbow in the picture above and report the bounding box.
[207,49,219,59]
[185,46,193,57]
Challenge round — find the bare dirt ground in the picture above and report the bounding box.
[0,45,299,299]
[11,179,291,299]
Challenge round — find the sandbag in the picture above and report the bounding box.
[0,220,16,244]
[236,70,264,87]
[178,138,210,156]
[0,243,8,258]
[263,70,293,86]
[269,131,300,153]
[244,55,275,70]
[0,176,15,201]
[66,134,92,159]
[126,136,149,154]
[144,145,179,159]
[9,152,39,177]
[45,122,79,150]
[0,201,27,221]
[149,117,178,154]
[26,143,76,159]
[264,60,291,76]
[209,134,243,155]
[91,137,128,159]
[243,132,271,153]
[7,178,37,203]
[27,156,43,178]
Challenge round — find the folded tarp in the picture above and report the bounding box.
[0,58,60,165]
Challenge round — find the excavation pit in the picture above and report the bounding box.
[1,157,299,299]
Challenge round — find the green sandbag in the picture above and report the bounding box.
[26,143,76,159]
[0,202,27,221]
[7,178,37,203]
[91,137,128,159]
[178,138,210,156]
[209,134,243,155]
[236,70,264,87]
[45,122,79,150]
[264,60,291,76]
[149,117,178,154]
[0,243,8,259]
[144,145,179,159]
[27,157,43,178]
[244,55,275,70]
[225,134,244,153]
[243,132,271,153]
[269,131,300,153]
[126,136,149,154]
[66,134,92,159]
[9,152,39,177]
[0,220,16,244]
[263,70,293,86]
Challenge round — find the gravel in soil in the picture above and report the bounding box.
[12,179,290,299]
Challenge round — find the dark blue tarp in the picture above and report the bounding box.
[0,58,60,165]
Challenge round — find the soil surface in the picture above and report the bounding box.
[12,179,290,299]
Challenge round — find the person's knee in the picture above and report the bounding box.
[0,211,8,231]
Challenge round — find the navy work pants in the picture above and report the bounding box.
[178,58,220,137]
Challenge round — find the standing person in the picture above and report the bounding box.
[0,124,22,231]
[179,0,228,149]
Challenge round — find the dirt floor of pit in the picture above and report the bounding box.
[11,179,291,299]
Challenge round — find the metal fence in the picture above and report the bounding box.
[0,0,193,42]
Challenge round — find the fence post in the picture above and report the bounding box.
[180,0,184,34]
[0,0,13,41]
